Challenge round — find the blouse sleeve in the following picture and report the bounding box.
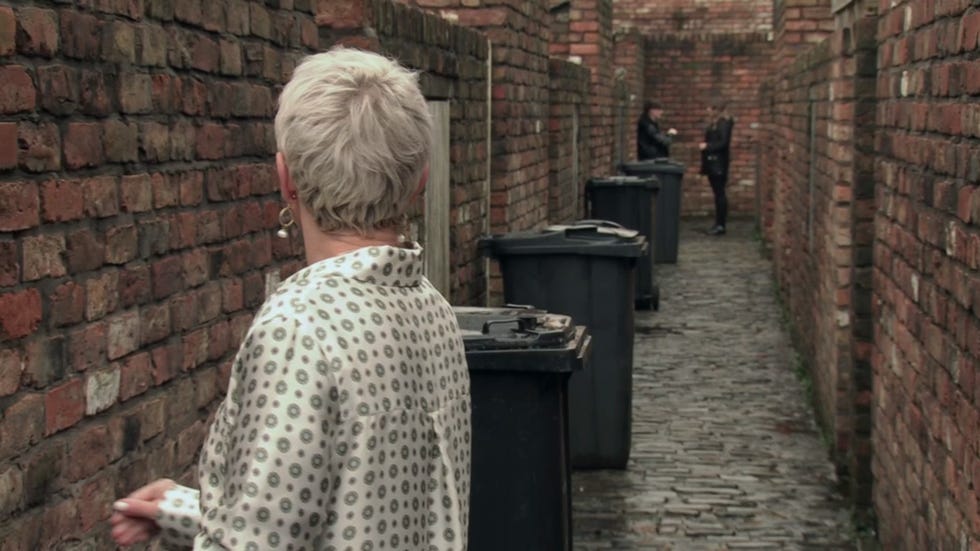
[192,316,337,549]
[156,485,202,549]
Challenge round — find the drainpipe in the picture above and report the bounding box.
[484,38,493,307]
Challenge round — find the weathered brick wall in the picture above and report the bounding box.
[548,57,590,223]
[319,0,492,306]
[612,0,772,35]
[760,0,835,240]
[760,10,878,506]
[575,0,616,177]
[773,0,835,69]
[871,1,980,548]
[643,33,771,217]
[0,1,319,548]
[551,0,617,177]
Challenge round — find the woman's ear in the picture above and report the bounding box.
[412,165,429,202]
[276,152,298,205]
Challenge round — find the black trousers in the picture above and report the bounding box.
[708,173,728,228]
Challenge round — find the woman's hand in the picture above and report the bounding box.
[110,478,177,546]
[667,128,678,136]
[698,142,707,151]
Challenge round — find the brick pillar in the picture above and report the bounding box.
[570,0,616,176]
[841,2,878,513]
[548,58,590,223]
[772,0,835,69]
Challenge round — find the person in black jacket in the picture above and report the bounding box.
[699,99,734,235]
[637,101,677,160]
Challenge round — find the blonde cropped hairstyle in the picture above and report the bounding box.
[274,48,432,233]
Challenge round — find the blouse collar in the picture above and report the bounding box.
[286,243,425,288]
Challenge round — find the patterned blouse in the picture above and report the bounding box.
[156,244,472,550]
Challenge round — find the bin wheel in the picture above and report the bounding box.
[635,292,659,311]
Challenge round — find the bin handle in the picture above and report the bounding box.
[573,219,625,229]
[481,316,537,335]
[575,330,592,367]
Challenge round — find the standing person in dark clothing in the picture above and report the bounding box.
[637,101,677,160]
[699,99,734,235]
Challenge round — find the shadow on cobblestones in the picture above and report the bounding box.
[572,220,856,551]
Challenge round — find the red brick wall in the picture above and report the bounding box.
[548,58,591,223]
[579,0,616,178]
[0,1,318,548]
[773,0,836,69]
[552,0,617,177]
[871,1,980,548]
[759,0,835,240]
[642,33,772,217]
[612,0,772,35]
[760,12,878,505]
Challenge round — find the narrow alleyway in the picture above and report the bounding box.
[572,221,856,550]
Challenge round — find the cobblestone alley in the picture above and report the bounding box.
[572,221,857,550]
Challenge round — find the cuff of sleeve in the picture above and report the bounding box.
[156,485,201,549]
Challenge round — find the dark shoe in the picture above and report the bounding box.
[707,225,726,235]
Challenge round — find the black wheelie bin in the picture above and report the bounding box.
[457,306,591,551]
[586,175,661,310]
[480,224,646,469]
[620,158,685,263]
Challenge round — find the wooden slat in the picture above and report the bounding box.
[425,101,451,298]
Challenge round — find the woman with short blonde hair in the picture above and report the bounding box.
[111,47,472,551]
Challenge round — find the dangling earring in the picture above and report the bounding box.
[277,206,295,239]
[397,214,409,245]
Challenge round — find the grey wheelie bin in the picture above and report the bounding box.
[456,306,591,551]
[480,224,646,469]
[586,175,661,310]
[620,158,685,263]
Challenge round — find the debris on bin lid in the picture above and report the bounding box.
[545,223,639,240]
[453,306,575,350]
[586,175,660,190]
[478,223,647,258]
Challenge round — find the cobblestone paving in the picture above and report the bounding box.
[572,221,857,550]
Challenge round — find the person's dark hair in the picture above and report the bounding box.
[709,98,728,112]
[644,100,662,111]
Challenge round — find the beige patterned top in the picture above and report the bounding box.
[156,245,472,550]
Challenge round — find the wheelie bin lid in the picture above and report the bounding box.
[619,158,685,175]
[454,306,591,373]
[480,223,647,258]
[586,175,660,190]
